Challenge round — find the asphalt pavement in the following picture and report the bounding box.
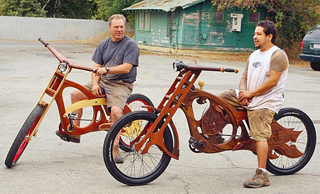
[0,41,320,194]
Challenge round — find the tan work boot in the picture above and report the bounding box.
[113,144,124,164]
[243,168,270,188]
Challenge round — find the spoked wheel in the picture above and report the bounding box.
[5,105,45,168]
[126,93,154,112]
[119,93,154,152]
[267,107,316,175]
[103,111,173,185]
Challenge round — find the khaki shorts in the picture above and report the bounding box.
[85,79,133,110]
[247,109,275,142]
[217,89,275,142]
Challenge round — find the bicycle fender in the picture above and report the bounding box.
[63,98,107,117]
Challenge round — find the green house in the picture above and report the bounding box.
[124,0,267,52]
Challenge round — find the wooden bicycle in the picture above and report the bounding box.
[102,61,316,185]
[5,38,153,168]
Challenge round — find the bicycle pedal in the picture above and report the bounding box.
[68,113,78,120]
[188,137,206,148]
[67,113,78,132]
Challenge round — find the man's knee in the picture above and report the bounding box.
[71,89,87,103]
[111,106,123,121]
[248,109,274,141]
[217,89,240,107]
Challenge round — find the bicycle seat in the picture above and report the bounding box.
[231,107,247,125]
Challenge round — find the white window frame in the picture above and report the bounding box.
[138,12,150,31]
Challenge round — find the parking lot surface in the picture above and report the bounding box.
[0,41,320,194]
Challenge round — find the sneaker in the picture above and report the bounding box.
[113,144,124,164]
[243,168,270,188]
[55,130,80,143]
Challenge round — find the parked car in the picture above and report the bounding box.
[299,24,320,71]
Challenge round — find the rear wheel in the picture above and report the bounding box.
[103,111,173,185]
[310,62,320,71]
[5,105,45,168]
[120,93,154,152]
[266,107,316,175]
[126,93,154,112]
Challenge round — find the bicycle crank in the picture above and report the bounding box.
[188,137,206,153]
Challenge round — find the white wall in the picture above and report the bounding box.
[0,16,108,41]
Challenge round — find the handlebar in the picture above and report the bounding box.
[38,38,49,47]
[38,38,93,72]
[173,61,239,74]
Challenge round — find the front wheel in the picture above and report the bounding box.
[103,111,173,185]
[267,107,316,175]
[5,105,45,168]
[119,93,154,152]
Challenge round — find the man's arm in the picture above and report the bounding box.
[91,63,103,97]
[110,63,133,74]
[238,59,249,106]
[239,59,249,91]
[94,63,133,76]
[239,49,288,101]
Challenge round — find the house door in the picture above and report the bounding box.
[168,12,177,50]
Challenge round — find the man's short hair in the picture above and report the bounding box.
[257,20,277,44]
[108,14,126,26]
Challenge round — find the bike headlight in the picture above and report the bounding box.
[58,62,68,72]
[173,61,185,72]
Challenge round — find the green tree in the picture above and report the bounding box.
[40,0,97,19]
[0,0,46,17]
[95,0,142,21]
[0,0,98,19]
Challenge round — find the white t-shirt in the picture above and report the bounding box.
[245,46,288,113]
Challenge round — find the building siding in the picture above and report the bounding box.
[135,11,170,47]
[132,0,266,51]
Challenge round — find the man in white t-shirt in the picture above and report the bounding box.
[218,20,289,188]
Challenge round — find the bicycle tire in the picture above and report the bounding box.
[5,105,45,168]
[266,107,316,175]
[103,111,173,185]
[119,93,154,152]
[126,93,154,112]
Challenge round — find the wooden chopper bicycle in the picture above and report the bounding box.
[5,38,153,168]
[102,61,316,186]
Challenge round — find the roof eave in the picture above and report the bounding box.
[123,0,206,12]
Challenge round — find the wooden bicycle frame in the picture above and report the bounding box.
[133,63,303,160]
[29,39,131,140]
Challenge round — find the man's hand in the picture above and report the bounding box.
[91,83,104,97]
[93,67,107,76]
[239,98,249,106]
[238,90,253,106]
